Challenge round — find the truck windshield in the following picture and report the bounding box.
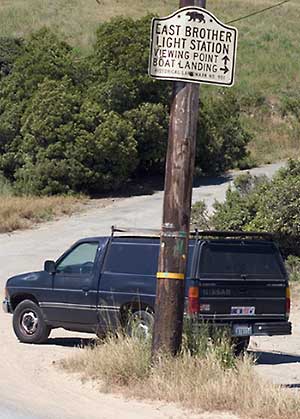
[198,242,284,279]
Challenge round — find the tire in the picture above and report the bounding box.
[13,299,51,344]
[231,337,250,356]
[125,310,154,340]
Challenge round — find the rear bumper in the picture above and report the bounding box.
[2,298,12,314]
[252,321,292,336]
[191,319,292,337]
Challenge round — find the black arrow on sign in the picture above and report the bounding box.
[222,55,230,66]
[220,66,229,74]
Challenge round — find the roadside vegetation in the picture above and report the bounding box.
[1,0,299,165]
[0,195,84,233]
[1,1,299,227]
[0,174,84,233]
[0,19,250,196]
[62,327,300,419]
[191,159,300,278]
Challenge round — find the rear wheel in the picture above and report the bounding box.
[126,310,154,340]
[231,337,250,356]
[13,300,51,344]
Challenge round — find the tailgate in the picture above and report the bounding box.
[194,240,288,321]
[198,280,287,321]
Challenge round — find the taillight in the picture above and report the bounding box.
[286,286,291,319]
[188,283,199,315]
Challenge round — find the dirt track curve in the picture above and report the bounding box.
[1,162,299,419]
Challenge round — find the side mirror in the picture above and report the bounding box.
[44,260,56,274]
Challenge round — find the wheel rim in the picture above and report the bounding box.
[21,311,38,335]
[130,314,153,340]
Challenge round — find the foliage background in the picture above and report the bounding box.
[192,160,300,260]
[0,18,251,195]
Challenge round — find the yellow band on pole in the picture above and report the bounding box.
[156,272,185,280]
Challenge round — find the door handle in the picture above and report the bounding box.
[82,286,90,293]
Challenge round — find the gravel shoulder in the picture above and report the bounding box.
[251,284,300,387]
[1,162,296,419]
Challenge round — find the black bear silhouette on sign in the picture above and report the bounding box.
[186,12,206,23]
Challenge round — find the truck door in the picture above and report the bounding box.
[44,241,100,325]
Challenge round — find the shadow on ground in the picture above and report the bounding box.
[283,383,300,388]
[90,172,234,199]
[252,350,300,365]
[44,337,96,348]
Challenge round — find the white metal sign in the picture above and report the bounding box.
[149,7,238,87]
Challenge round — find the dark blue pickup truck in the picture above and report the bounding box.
[3,229,291,349]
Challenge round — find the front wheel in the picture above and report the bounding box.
[13,300,51,344]
[125,310,154,340]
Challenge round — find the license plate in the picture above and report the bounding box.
[233,324,252,337]
[231,306,255,315]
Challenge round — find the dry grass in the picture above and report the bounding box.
[242,110,300,165]
[0,0,178,51]
[0,195,85,233]
[62,334,300,419]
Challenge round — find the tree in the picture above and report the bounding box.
[196,92,252,175]
[15,78,138,194]
[125,103,169,173]
[0,37,24,79]
[192,160,300,256]
[0,29,84,179]
[91,15,171,106]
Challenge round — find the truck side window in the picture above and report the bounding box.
[104,243,159,275]
[56,242,99,275]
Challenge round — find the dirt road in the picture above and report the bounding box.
[251,286,300,387]
[2,162,299,419]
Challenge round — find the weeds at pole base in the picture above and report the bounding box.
[61,325,300,419]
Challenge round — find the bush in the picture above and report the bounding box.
[125,103,169,173]
[91,15,171,105]
[92,15,151,79]
[190,200,211,230]
[196,91,252,175]
[15,78,138,195]
[192,160,300,256]
[0,29,84,179]
[62,331,300,419]
[0,20,252,195]
[88,70,140,114]
[286,255,300,282]
[0,37,24,78]
[66,111,138,193]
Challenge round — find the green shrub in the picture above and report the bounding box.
[0,172,14,196]
[15,78,138,194]
[92,15,150,79]
[0,37,24,78]
[88,70,140,114]
[190,200,211,230]
[0,29,84,179]
[66,111,138,193]
[91,15,171,105]
[196,91,252,175]
[125,102,169,173]
[286,255,300,282]
[193,160,300,256]
[0,20,252,195]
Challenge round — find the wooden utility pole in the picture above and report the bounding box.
[152,0,207,357]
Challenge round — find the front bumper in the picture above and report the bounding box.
[2,298,12,314]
